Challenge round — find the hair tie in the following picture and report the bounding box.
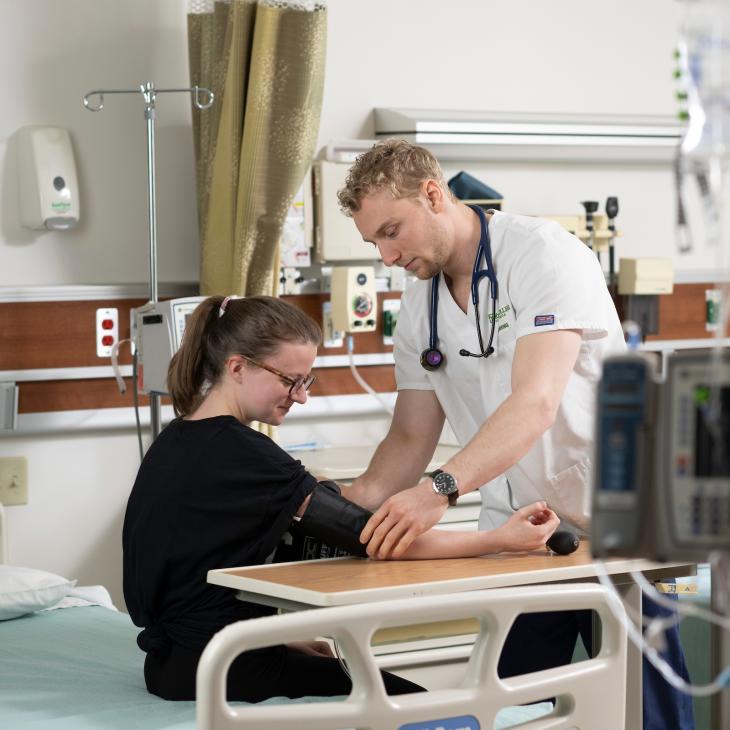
[218,295,241,318]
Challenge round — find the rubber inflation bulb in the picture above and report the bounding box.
[547,530,580,555]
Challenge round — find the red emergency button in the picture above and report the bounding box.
[101,319,114,330]
[101,335,114,346]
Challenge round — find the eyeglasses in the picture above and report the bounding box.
[239,355,316,397]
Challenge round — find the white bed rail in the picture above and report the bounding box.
[197,583,627,730]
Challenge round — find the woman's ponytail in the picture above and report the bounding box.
[167,296,223,417]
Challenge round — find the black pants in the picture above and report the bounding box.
[145,642,424,702]
[498,609,594,679]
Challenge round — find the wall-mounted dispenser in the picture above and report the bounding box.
[17,125,79,230]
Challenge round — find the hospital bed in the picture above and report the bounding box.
[0,504,628,729]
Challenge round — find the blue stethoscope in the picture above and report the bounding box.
[420,205,499,371]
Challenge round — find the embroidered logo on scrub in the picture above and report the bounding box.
[488,304,511,324]
[534,314,555,326]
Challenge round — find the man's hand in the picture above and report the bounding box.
[360,479,448,559]
[493,502,560,552]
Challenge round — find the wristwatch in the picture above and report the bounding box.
[428,469,459,506]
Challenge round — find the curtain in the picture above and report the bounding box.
[188,0,327,297]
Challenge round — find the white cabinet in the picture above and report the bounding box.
[312,161,381,262]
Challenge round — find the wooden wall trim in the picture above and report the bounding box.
[0,294,400,414]
[0,285,724,415]
[0,299,143,370]
[645,284,729,340]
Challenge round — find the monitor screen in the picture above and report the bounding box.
[694,385,730,478]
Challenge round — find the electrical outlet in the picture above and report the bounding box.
[0,456,28,506]
[96,307,119,357]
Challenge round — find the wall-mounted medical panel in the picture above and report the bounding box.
[312,161,380,262]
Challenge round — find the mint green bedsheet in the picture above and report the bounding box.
[0,606,551,729]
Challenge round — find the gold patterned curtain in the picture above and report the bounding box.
[187,0,327,297]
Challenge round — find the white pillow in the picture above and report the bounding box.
[0,565,75,620]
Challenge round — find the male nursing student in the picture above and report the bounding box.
[338,139,694,730]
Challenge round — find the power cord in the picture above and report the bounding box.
[346,335,394,415]
[110,339,144,461]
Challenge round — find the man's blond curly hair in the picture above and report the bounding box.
[337,139,455,216]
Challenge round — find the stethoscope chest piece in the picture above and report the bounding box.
[420,347,444,371]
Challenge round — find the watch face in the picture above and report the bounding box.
[433,471,457,495]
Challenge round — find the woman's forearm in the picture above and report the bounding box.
[397,528,504,560]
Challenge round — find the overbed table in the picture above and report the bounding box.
[209,542,695,728]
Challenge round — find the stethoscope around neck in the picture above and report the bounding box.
[420,205,499,371]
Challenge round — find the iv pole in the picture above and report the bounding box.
[83,82,214,440]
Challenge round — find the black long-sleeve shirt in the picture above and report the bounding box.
[122,416,317,652]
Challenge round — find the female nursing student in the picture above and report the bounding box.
[122,294,559,703]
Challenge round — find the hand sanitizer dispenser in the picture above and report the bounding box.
[17,126,80,230]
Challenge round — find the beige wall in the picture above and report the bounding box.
[0,0,198,287]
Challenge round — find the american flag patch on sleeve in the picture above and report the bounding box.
[534,314,555,326]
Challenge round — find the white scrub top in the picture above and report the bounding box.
[394,210,626,532]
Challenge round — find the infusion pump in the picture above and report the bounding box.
[592,350,730,562]
[132,297,207,394]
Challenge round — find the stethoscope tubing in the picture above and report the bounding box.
[423,205,498,368]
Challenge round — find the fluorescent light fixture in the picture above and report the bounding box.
[374,109,683,163]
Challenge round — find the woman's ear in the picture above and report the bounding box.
[225,355,247,383]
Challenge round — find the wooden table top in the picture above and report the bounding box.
[208,541,696,609]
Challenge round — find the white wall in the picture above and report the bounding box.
[0,0,697,609]
[320,0,721,272]
[0,0,199,287]
[0,0,703,288]
[320,0,678,137]
[0,431,140,607]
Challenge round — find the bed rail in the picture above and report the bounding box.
[197,582,627,730]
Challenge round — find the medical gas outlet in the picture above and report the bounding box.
[330,267,378,333]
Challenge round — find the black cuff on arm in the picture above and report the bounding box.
[293,482,373,558]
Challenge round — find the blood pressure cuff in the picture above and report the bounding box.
[276,480,372,561]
